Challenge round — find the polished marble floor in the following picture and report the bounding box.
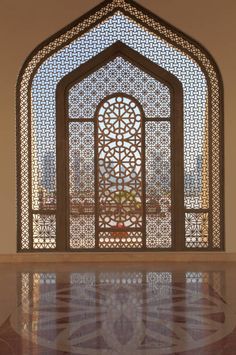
[0,262,236,354]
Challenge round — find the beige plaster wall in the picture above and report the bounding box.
[0,0,235,253]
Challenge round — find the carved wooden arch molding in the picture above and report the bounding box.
[16,0,224,252]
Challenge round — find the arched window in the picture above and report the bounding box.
[17,0,224,251]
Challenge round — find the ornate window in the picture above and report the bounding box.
[17,0,224,251]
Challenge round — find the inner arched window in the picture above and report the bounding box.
[17,0,224,251]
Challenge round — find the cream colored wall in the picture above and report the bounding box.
[0,0,235,253]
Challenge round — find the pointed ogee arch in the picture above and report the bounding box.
[16,0,224,251]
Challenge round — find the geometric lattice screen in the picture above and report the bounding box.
[17,0,224,251]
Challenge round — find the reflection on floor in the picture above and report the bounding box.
[0,263,236,354]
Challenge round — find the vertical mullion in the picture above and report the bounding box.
[56,83,67,251]
[142,112,146,249]
[172,84,185,251]
[94,114,99,249]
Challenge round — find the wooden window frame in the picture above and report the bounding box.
[56,42,184,251]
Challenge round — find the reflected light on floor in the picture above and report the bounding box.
[0,266,236,354]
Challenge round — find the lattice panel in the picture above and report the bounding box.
[145,121,172,248]
[99,231,143,248]
[69,123,95,201]
[70,216,95,249]
[69,56,170,119]
[97,96,144,248]
[69,122,95,249]
[31,111,56,211]
[184,98,209,210]
[185,213,208,248]
[30,12,208,217]
[18,0,223,251]
[32,214,56,249]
